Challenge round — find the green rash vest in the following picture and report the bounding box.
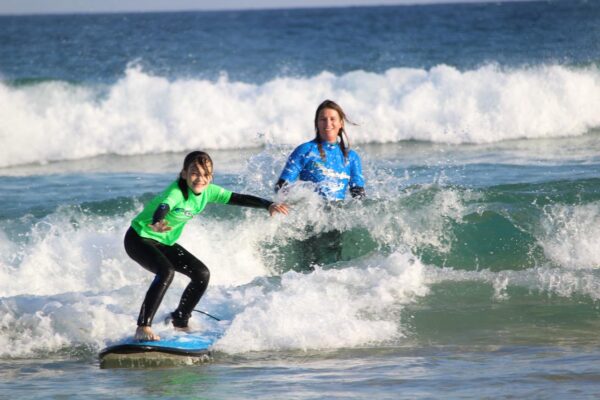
[131,181,232,246]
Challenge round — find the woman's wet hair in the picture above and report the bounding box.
[313,99,355,161]
[178,151,213,199]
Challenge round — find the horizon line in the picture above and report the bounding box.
[0,0,537,17]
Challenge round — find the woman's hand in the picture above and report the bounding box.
[148,220,172,232]
[268,203,289,216]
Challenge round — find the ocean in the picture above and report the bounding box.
[2,0,600,398]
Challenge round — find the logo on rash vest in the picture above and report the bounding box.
[172,207,194,219]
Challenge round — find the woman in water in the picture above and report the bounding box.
[274,100,365,266]
[125,151,288,341]
[275,99,365,200]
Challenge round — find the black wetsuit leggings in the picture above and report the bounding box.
[124,227,210,327]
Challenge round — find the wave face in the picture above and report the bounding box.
[1,64,600,168]
[1,154,600,357]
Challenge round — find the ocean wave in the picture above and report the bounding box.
[2,185,600,357]
[2,177,599,301]
[4,248,600,358]
[1,64,600,168]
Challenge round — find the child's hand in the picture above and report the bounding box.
[148,220,172,232]
[268,203,289,216]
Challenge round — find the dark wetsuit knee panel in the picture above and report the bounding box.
[165,243,211,284]
[192,265,210,285]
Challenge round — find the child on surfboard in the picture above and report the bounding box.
[125,150,288,341]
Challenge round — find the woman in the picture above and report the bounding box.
[275,99,365,200]
[274,100,365,267]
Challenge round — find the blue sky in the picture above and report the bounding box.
[0,0,526,15]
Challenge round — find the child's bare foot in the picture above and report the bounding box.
[135,326,160,341]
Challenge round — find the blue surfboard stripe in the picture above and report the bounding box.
[99,333,217,359]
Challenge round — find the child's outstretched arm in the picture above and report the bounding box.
[227,193,289,216]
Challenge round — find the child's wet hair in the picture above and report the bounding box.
[178,151,213,199]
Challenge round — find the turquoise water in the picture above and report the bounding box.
[2,1,600,398]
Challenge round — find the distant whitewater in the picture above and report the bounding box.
[1,64,600,168]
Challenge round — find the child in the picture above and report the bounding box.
[125,150,288,341]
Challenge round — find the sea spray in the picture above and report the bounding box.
[539,201,600,270]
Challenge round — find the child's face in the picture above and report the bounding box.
[317,108,343,143]
[182,162,212,194]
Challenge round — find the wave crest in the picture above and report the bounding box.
[2,64,600,167]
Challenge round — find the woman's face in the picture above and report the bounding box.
[317,108,343,143]
[182,162,212,194]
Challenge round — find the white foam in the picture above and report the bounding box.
[0,209,139,298]
[215,251,428,353]
[0,201,290,298]
[177,209,287,286]
[2,64,600,168]
[538,201,600,270]
[428,263,600,303]
[0,247,430,357]
[0,288,140,357]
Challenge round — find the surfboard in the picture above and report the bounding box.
[99,332,217,368]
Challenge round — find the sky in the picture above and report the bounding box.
[0,0,526,15]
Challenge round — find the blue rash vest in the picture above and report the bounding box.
[278,139,365,200]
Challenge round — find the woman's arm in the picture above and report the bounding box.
[274,178,288,193]
[349,186,366,199]
[349,151,366,199]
